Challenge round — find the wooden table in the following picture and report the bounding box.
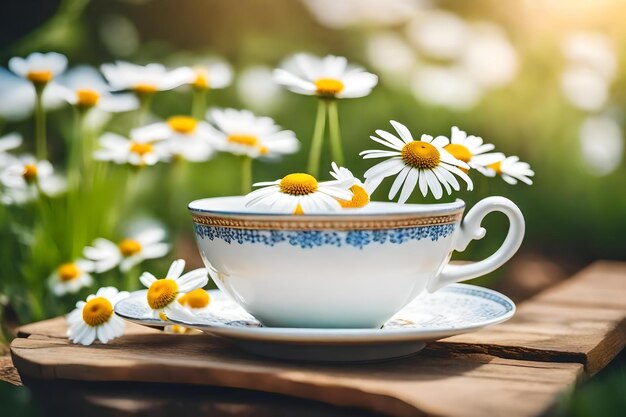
[3,261,626,417]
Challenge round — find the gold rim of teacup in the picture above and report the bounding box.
[190,212,463,231]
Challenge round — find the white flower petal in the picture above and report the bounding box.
[424,169,443,199]
[177,268,209,293]
[399,169,419,204]
[363,157,404,179]
[388,166,411,200]
[389,120,414,143]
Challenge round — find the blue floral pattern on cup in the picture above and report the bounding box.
[194,223,455,249]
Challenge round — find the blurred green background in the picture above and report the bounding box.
[1,0,625,416]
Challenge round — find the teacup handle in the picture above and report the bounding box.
[427,196,525,292]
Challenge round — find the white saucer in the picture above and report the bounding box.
[115,284,515,362]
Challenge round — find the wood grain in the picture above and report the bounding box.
[437,261,626,375]
[0,354,21,386]
[8,261,626,417]
[11,319,583,417]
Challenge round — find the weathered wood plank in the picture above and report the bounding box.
[437,261,626,374]
[11,323,583,417]
[9,261,626,416]
[0,354,21,386]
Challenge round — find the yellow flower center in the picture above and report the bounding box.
[488,161,502,174]
[314,78,344,97]
[339,184,369,208]
[444,144,472,163]
[169,324,191,334]
[118,239,142,257]
[22,164,38,182]
[178,288,210,309]
[227,135,269,155]
[147,279,179,310]
[133,83,158,95]
[401,141,441,170]
[27,70,52,85]
[228,134,258,147]
[193,69,209,89]
[279,173,318,196]
[82,297,113,327]
[57,262,81,282]
[129,142,153,156]
[76,89,100,108]
[167,116,197,134]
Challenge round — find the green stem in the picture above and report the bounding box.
[123,167,140,216]
[241,156,253,194]
[327,99,344,167]
[191,89,207,119]
[169,159,187,227]
[136,93,153,127]
[69,108,85,190]
[125,266,139,291]
[34,85,47,160]
[307,99,327,177]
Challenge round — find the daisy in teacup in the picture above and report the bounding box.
[360,121,473,203]
[0,132,22,168]
[273,53,378,99]
[83,226,170,273]
[56,65,138,112]
[134,116,215,162]
[101,61,195,95]
[48,259,94,296]
[9,52,67,87]
[206,108,300,159]
[66,286,129,345]
[94,131,167,167]
[329,162,369,208]
[443,126,504,176]
[140,259,208,321]
[487,155,535,185]
[245,172,353,214]
[187,59,233,91]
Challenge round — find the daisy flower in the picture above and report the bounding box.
[443,126,504,175]
[133,116,215,162]
[487,156,534,185]
[245,172,353,215]
[360,121,473,203]
[101,61,195,95]
[48,259,94,296]
[94,130,167,166]
[188,59,233,90]
[0,68,66,122]
[274,53,378,99]
[329,162,369,208]
[66,286,129,346]
[83,226,170,273]
[206,108,300,159]
[140,259,208,320]
[56,65,138,112]
[8,52,68,86]
[0,155,67,202]
[167,278,214,336]
[177,288,211,313]
[0,132,22,168]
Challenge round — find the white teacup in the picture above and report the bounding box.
[189,196,524,329]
